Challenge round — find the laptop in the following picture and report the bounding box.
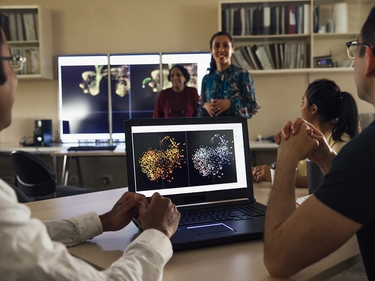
[124,116,266,251]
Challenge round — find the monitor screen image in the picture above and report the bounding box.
[57,52,212,144]
[109,54,161,141]
[58,54,110,143]
[161,52,211,94]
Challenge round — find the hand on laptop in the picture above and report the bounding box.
[138,192,180,238]
[99,192,148,232]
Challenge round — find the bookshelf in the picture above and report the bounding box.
[0,5,53,80]
[219,0,372,74]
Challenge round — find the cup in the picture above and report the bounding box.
[306,159,324,194]
[270,168,275,185]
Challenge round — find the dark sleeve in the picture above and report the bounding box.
[197,76,208,117]
[314,124,375,224]
[238,70,260,118]
[192,88,199,117]
[153,91,164,118]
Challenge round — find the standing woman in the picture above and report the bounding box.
[153,64,199,118]
[198,31,260,118]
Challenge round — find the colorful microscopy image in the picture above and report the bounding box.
[133,130,237,191]
[192,134,232,178]
[139,136,184,182]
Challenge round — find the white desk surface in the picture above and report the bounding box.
[26,183,360,281]
[0,142,64,154]
[0,141,276,156]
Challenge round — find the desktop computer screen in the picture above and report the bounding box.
[109,53,161,141]
[57,54,110,143]
[57,52,212,143]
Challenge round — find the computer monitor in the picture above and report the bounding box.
[109,53,161,141]
[161,52,211,94]
[57,54,110,143]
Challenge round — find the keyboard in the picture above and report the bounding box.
[179,205,265,226]
[67,145,117,151]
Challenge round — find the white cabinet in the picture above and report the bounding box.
[1,5,53,79]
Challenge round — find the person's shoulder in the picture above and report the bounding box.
[186,86,198,93]
[159,88,173,95]
[202,73,213,80]
[338,123,375,155]
[231,64,251,76]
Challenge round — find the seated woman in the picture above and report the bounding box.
[153,64,199,118]
[252,78,360,187]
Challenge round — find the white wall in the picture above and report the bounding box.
[1,0,373,143]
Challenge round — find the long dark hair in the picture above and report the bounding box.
[208,31,233,75]
[306,79,360,141]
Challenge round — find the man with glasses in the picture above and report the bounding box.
[0,53,26,72]
[0,13,180,280]
[263,7,375,280]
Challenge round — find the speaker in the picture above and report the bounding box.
[34,119,53,146]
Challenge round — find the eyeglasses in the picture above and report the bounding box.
[346,40,375,61]
[0,55,27,71]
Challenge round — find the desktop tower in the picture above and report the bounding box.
[34,119,53,146]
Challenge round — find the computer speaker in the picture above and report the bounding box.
[34,119,53,146]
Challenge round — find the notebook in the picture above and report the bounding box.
[124,117,266,251]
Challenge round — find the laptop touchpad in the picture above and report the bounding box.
[187,223,235,236]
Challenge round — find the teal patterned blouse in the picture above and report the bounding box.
[197,64,260,118]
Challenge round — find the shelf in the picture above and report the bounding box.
[233,34,311,40]
[219,0,369,71]
[0,5,53,80]
[313,33,359,38]
[249,67,353,75]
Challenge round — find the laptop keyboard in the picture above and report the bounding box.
[179,205,265,226]
[67,145,117,151]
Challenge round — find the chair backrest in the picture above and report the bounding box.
[10,150,57,199]
[8,183,32,203]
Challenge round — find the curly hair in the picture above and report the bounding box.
[167,64,190,86]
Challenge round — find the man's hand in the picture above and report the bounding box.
[138,193,180,238]
[99,192,148,232]
[277,122,319,164]
[274,118,335,168]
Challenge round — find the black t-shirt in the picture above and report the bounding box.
[315,120,375,280]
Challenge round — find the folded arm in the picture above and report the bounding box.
[264,122,361,277]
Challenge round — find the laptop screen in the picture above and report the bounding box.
[125,117,254,205]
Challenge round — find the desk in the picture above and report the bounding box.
[0,142,63,154]
[50,144,127,187]
[50,141,277,187]
[26,183,360,281]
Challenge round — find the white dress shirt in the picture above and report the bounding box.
[0,179,173,281]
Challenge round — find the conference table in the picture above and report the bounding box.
[50,141,277,187]
[26,182,361,281]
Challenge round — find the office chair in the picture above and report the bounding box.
[8,183,32,203]
[10,150,95,201]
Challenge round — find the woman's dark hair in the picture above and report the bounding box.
[0,13,7,85]
[208,31,233,75]
[306,79,360,141]
[167,64,190,86]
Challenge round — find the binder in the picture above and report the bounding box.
[303,4,310,34]
[285,5,296,34]
[23,13,37,40]
[263,7,271,35]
